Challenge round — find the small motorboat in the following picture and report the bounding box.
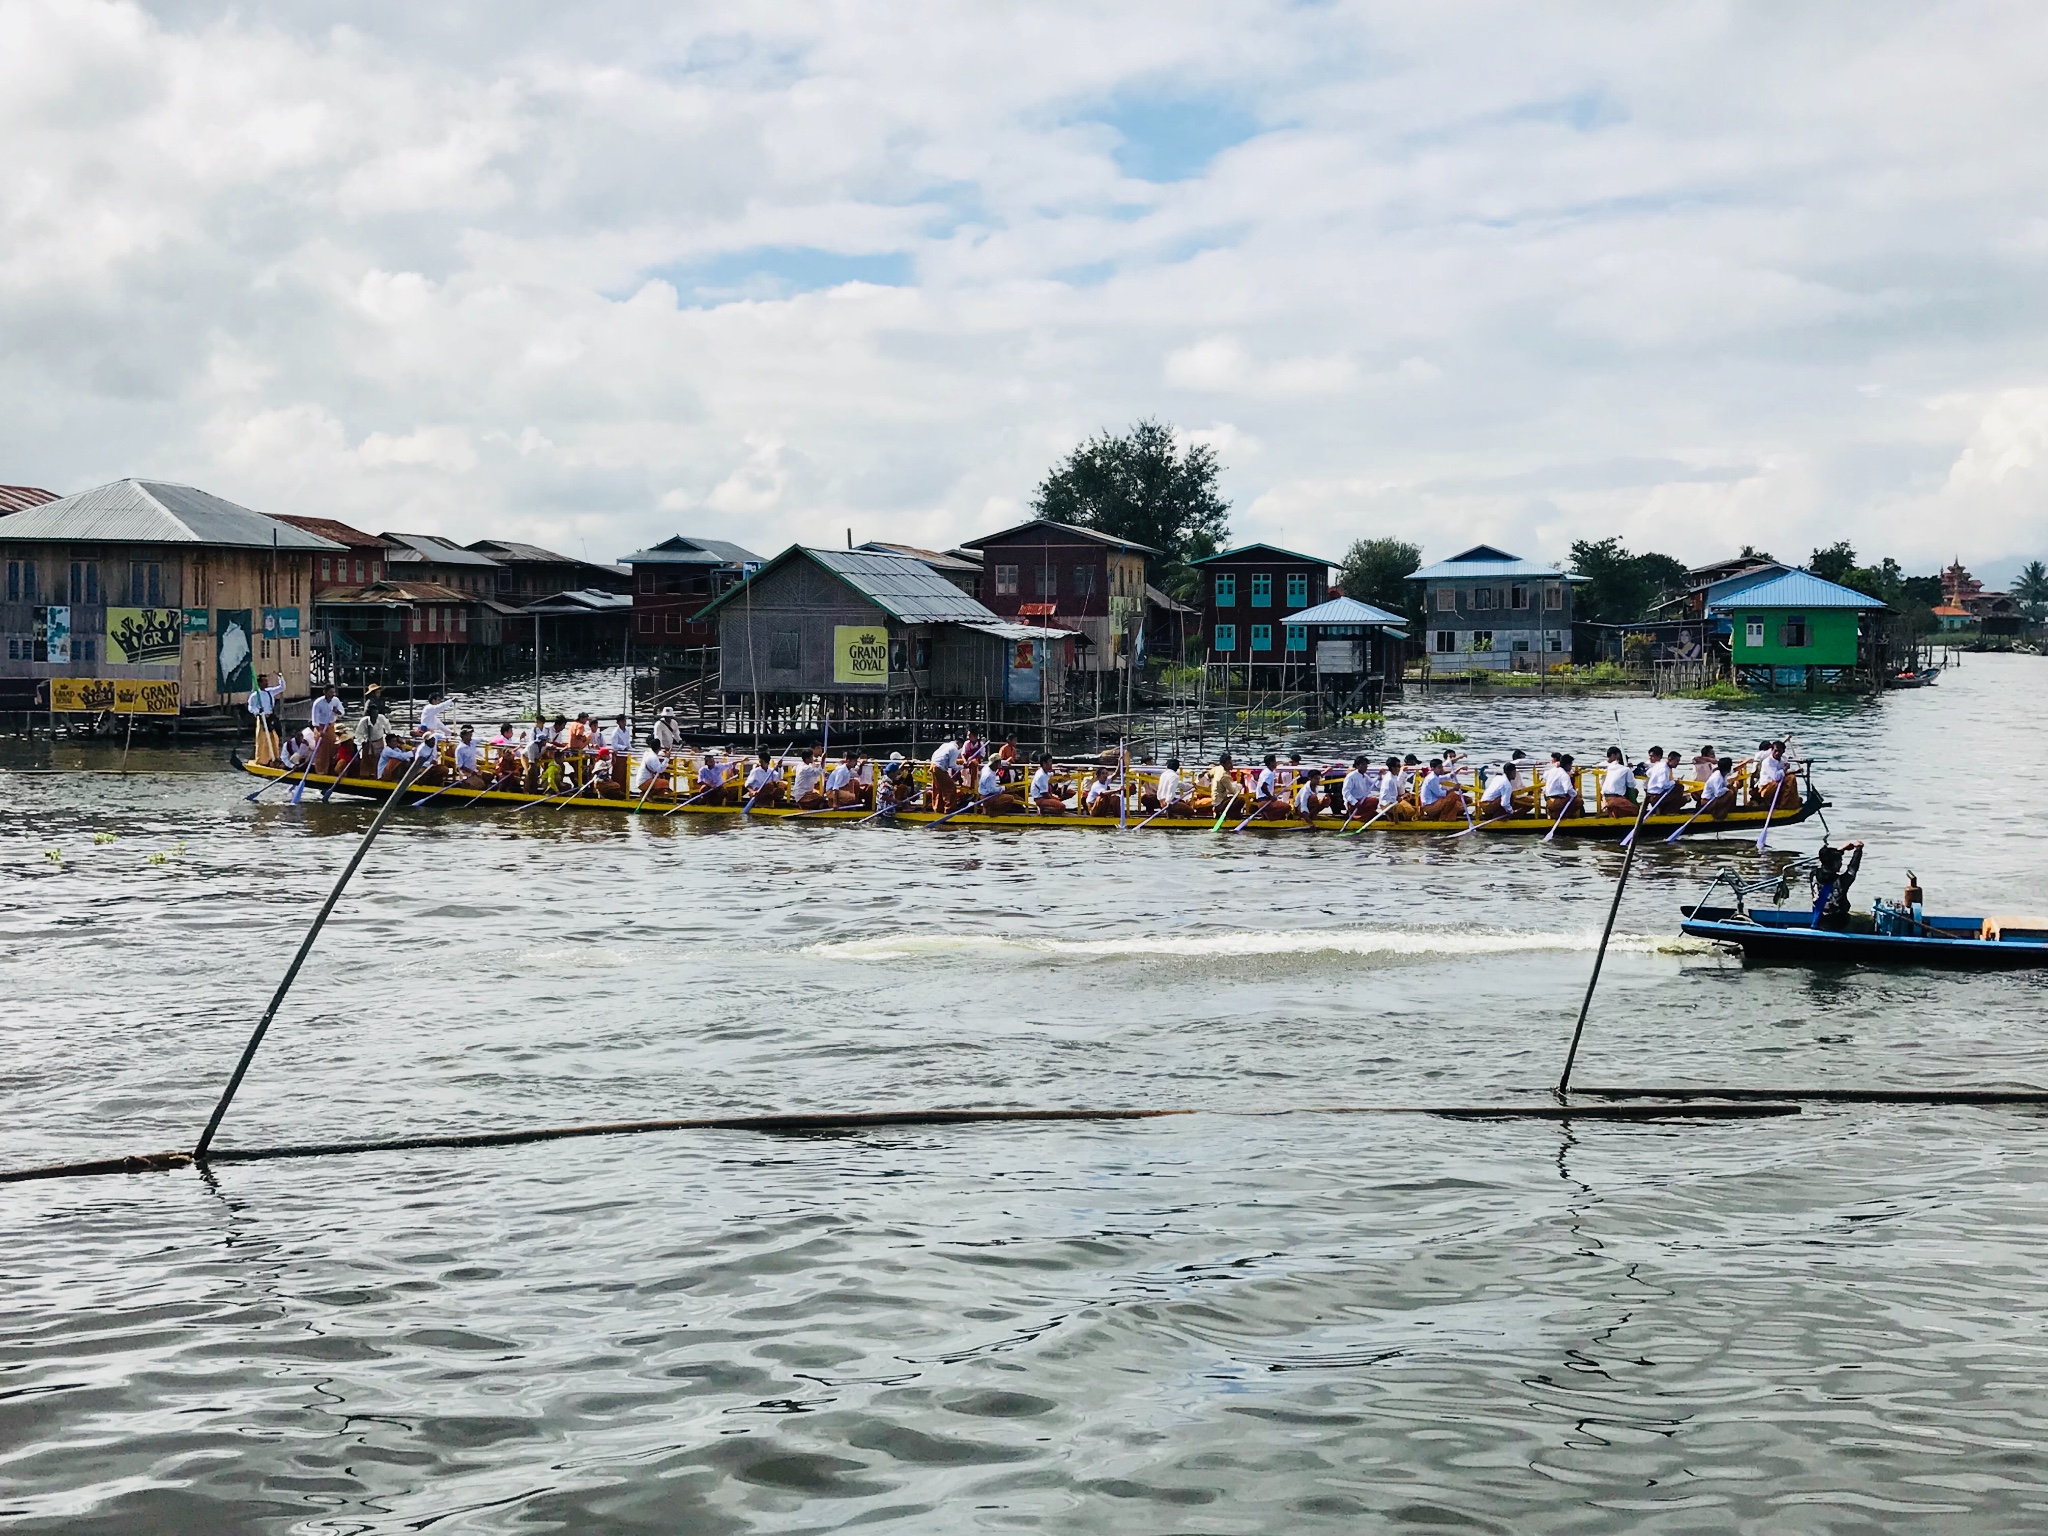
[1888,666,1941,688]
[1680,859,2048,969]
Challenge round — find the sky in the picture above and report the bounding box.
[4,0,2048,579]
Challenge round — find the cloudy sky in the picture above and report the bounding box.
[5,0,2047,577]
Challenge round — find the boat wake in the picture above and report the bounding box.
[805,929,1719,963]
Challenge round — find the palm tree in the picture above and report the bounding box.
[2017,559,2048,622]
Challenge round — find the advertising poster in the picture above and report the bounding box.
[262,607,301,640]
[182,608,210,635]
[216,609,253,694]
[1005,636,1042,704]
[44,606,70,664]
[106,608,184,665]
[49,679,182,714]
[832,625,889,687]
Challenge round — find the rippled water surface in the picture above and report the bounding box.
[6,656,2048,1532]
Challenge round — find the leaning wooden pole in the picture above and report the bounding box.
[1556,788,1655,1098]
[195,755,429,1159]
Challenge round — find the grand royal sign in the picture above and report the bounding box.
[48,678,182,715]
[833,625,889,687]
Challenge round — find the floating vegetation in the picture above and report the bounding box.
[44,849,62,865]
[92,832,117,845]
[1422,726,1465,744]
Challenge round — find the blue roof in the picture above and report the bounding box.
[1705,570,1887,611]
[1701,563,1789,603]
[1411,544,1566,581]
[1283,595,1406,626]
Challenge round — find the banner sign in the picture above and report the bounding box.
[107,607,184,666]
[49,678,181,714]
[216,610,253,694]
[183,608,210,635]
[262,606,301,640]
[39,606,70,664]
[833,624,889,687]
[1005,637,1042,704]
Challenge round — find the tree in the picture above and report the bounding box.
[1032,419,1230,599]
[2016,559,2048,621]
[1336,537,1421,613]
[1568,537,1689,624]
[1807,541,1858,585]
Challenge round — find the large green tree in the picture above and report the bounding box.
[1032,419,1230,598]
[2016,559,2048,620]
[1336,537,1422,614]
[1568,537,1688,623]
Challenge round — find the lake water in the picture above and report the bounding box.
[5,655,2047,1533]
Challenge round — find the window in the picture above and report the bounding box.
[1251,623,1273,651]
[1035,564,1057,597]
[1745,616,1765,647]
[638,613,654,636]
[68,562,99,605]
[1435,586,1456,612]
[1434,630,1457,653]
[665,613,681,635]
[1472,631,1494,652]
[1214,573,1236,607]
[1285,624,1307,652]
[321,557,332,582]
[1544,583,1562,610]
[1073,565,1097,598]
[1474,586,1494,610]
[1513,638,1530,651]
[1780,614,1808,648]
[769,628,800,669]
[1286,572,1308,607]
[370,561,381,582]
[4,561,15,602]
[638,569,655,593]
[1213,623,1237,651]
[995,564,1019,596]
[1548,634,1562,651]
[9,559,36,602]
[912,636,931,670]
[129,562,161,606]
[457,611,468,635]
[78,638,96,662]
[1511,584,1528,610]
[427,606,439,633]
[1251,573,1272,608]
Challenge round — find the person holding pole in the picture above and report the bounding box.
[309,684,344,774]
[248,672,286,765]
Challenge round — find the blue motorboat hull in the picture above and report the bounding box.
[1680,906,2048,970]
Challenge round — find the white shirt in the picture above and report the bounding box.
[1254,766,1275,798]
[247,680,284,716]
[1419,770,1450,806]
[1602,762,1631,798]
[700,757,726,786]
[792,761,824,798]
[1030,767,1053,799]
[633,749,666,792]
[1758,752,1786,785]
[608,724,631,754]
[1544,765,1575,800]
[1342,769,1372,808]
[744,764,776,794]
[1702,768,1729,802]
[528,725,553,761]
[454,740,480,773]
[826,764,855,793]
[419,700,449,736]
[931,740,961,772]
[654,717,681,752]
[1647,759,1674,795]
[310,695,343,727]
[1481,770,1513,809]
[1157,768,1183,805]
[1294,778,1318,811]
[1086,778,1115,808]
[1377,769,1404,803]
[978,764,1002,796]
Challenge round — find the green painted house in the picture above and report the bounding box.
[1707,569,1886,687]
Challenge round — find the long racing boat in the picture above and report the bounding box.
[235,753,1825,840]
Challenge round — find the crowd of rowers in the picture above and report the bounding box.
[256,680,1803,825]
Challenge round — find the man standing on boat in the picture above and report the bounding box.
[1812,841,1865,928]
[929,736,963,813]
[308,684,344,775]
[247,672,286,765]
[653,707,682,756]
[417,691,452,741]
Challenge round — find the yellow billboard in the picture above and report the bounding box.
[49,678,181,714]
[105,608,185,665]
[833,625,889,687]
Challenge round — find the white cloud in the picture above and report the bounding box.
[2,0,2047,573]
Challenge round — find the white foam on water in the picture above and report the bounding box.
[804,929,1719,962]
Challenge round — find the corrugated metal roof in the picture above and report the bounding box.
[623,534,763,566]
[961,622,1076,642]
[1191,541,1336,568]
[1705,570,1888,611]
[273,513,395,549]
[467,539,578,565]
[858,540,982,573]
[381,531,501,567]
[0,485,59,514]
[526,588,632,615]
[1284,596,1407,626]
[958,517,1163,557]
[1411,548,1567,581]
[809,549,1000,623]
[0,479,346,551]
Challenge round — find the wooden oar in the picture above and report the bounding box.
[741,741,796,819]
[512,773,590,816]
[1340,796,1402,837]
[1754,783,1785,851]
[244,760,303,803]
[854,800,900,826]
[1540,782,1579,843]
[1210,793,1240,832]
[409,775,469,810]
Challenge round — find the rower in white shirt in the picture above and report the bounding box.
[1479,761,1516,819]
[417,692,451,739]
[1293,771,1324,823]
[308,685,344,773]
[743,750,787,807]
[825,748,864,808]
[929,737,964,812]
[1643,746,1678,813]
[1416,757,1464,821]
[1029,755,1067,814]
[632,746,669,796]
[975,760,1022,814]
[1696,756,1735,818]
[1543,754,1580,818]
[1145,758,1190,815]
[1341,756,1374,813]
[1599,747,1635,816]
[791,750,828,808]
[452,726,486,787]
